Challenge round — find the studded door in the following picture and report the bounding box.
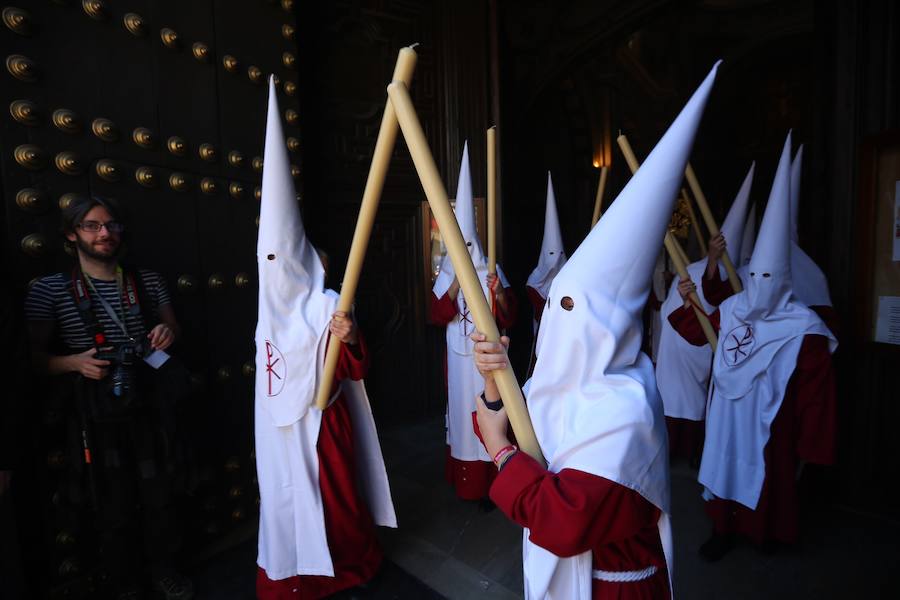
[2,1,302,596]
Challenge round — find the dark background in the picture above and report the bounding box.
[2,0,898,596]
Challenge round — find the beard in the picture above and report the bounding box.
[75,234,121,262]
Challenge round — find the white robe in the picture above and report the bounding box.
[435,262,510,462]
[656,261,742,421]
[255,291,397,580]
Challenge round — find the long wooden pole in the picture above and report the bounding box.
[388,81,546,466]
[664,233,718,350]
[680,187,707,256]
[616,134,718,350]
[684,163,742,293]
[591,166,608,228]
[674,232,691,267]
[314,46,418,410]
[487,126,497,275]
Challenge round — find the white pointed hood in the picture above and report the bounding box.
[789,145,803,245]
[788,144,832,307]
[433,141,496,297]
[526,172,567,298]
[712,132,835,401]
[521,61,721,600]
[699,135,835,512]
[656,165,753,422]
[720,162,754,267]
[739,203,757,267]
[255,78,335,427]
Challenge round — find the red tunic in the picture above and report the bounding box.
[668,304,837,545]
[525,285,546,324]
[430,288,518,500]
[490,452,670,599]
[664,416,704,462]
[256,336,383,600]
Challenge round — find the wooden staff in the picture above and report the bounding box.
[314,46,418,411]
[487,126,497,275]
[674,232,691,267]
[664,233,718,350]
[591,166,608,228]
[680,187,707,256]
[616,134,717,350]
[387,80,546,466]
[684,163,742,293]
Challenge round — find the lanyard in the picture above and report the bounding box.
[83,266,133,340]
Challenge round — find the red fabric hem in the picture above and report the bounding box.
[665,416,704,462]
[445,446,496,500]
[255,554,383,600]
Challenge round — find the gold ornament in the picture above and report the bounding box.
[160,28,179,49]
[14,144,44,170]
[21,233,47,257]
[167,136,187,156]
[2,7,32,36]
[54,151,84,176]
[15,188,45,212]
[6,54,38,82]
[52,109,81,134]
[123,12,146,36]
[227,150,244,167]
[132,127,155,148]
[200,178,218,195]
[169,172,189,192]
[91,118,118,142]
[199,143,217,162]
[95,159,120,181]
[192,42,210,62]
[9,99,39,126]
[134,166,157,188]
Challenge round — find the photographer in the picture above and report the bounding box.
[25,196,192,600]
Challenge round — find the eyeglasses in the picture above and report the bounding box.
[78,220,125,233]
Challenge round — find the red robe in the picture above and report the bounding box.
[430,288,518,500]
[668,290,837,545]
[256,336,382,600]
[525,285,546,324]
[490,452,670,599]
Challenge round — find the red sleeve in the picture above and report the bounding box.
[525,286,546,323]
[331,331,370,382]
[702,271,734,307]
[429,291,458,325]
[495,285,519,329]
[792,335,837,465]
[667,305,720,346]
[490,452,660,557]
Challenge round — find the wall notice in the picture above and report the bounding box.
[875,296,900,345]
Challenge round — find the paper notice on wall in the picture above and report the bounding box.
[894,181,900,261]
[875,296,900,345]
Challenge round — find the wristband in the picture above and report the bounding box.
[493,444,517,468]
[480,391,503,411]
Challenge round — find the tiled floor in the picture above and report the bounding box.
[194,417,900,599]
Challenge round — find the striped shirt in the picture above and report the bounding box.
[25,269,171,351]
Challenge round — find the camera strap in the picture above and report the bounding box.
[68,266,144,348]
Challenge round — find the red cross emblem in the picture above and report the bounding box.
[264,340,286,397]
[459,296,473,337]
[723,324,755,366]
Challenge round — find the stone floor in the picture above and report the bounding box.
[194,417,900,599]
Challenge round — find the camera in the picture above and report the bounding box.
[96,342,144,399]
